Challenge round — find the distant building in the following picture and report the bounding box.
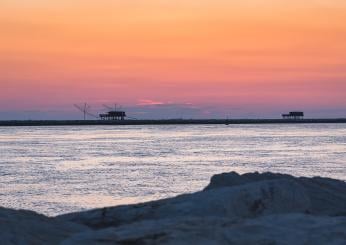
[282,111,304,120]
[99,110,126,120]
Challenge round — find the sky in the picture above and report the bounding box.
[0,0,345,119]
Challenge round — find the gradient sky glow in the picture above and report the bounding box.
[1,0,345,119]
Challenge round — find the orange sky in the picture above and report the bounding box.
[0,0,345,119]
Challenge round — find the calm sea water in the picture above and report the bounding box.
[0,124,345,216]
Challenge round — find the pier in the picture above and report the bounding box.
[0,118,346,127]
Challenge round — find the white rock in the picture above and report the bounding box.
[61,214,346,245]
[58,179,310,228]
[205,172,346,216]
[2,171,346,244]
[0,207,88,245]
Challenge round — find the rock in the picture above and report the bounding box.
[204,172,346,216]
[204,171,287,190]
[58,179,310,229]
[0,207,88,245]
[61,214,346,245]
[2,171,346,244]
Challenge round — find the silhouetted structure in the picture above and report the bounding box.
[282,111,304,120]
[74,103,98,120]
[99,111,126,120]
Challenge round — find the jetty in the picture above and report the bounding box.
[0,118,346,127]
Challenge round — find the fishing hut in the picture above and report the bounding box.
[282,111,304,120]
[99,110,126,120]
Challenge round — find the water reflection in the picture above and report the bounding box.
[0,124,345,216]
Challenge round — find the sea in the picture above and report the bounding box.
[0,123,345,216]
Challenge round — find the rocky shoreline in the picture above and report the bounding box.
[2,172,346,244]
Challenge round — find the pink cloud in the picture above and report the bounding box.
[137,99,165,106]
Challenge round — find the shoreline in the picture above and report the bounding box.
[1,118,346,126]
[2,171,346,244]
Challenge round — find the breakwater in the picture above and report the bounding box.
[0,118,346,126]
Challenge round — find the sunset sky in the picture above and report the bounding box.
[1,0,345,119]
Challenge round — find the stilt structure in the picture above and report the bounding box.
[282,111,304,120]
[99,111,126,120]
